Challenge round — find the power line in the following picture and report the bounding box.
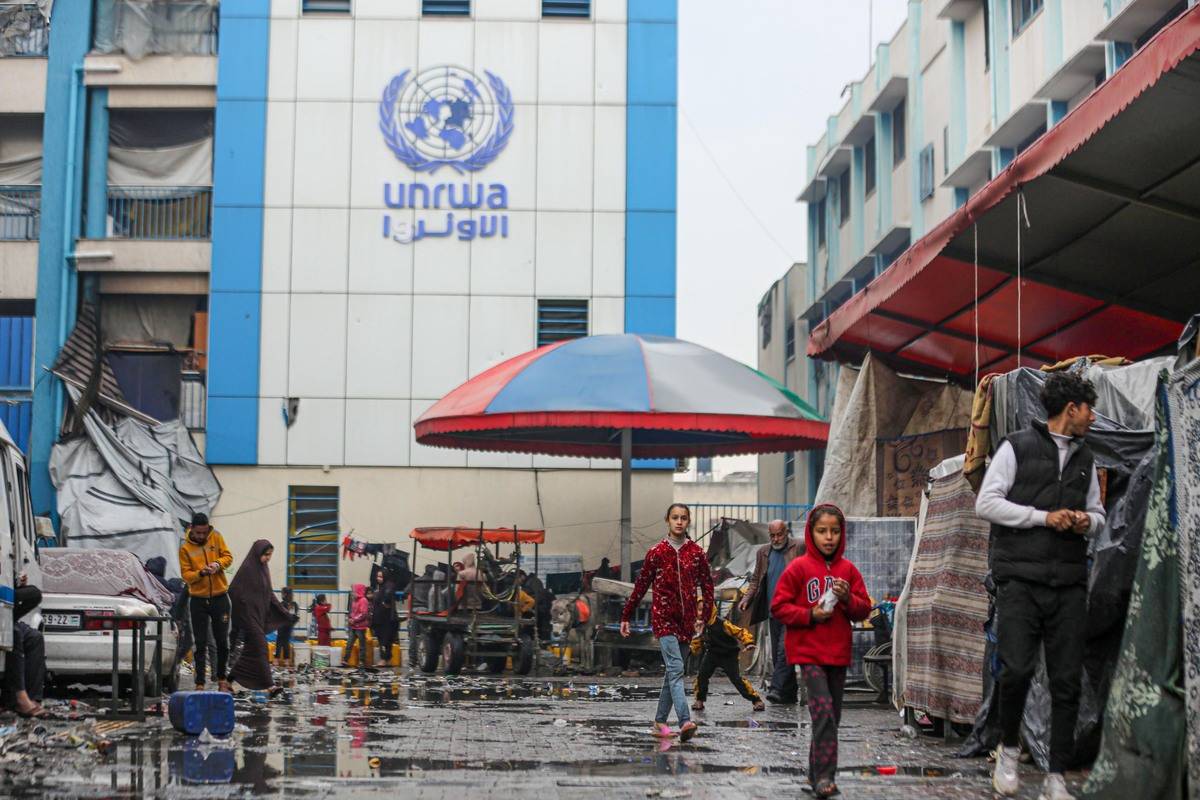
[680,108,798,265]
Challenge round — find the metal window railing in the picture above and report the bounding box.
[0,186,40,240]
[690,503,814,546]
[106,187,211,240]
[180,371,205,430]
[537,299,588,347]
[0,3,49,57]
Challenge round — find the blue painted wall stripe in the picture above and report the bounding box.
[84,89,109,239]
[30,4,93,517]
[625,0,676,469]
[908,1,925,238]
[949,21,967,170]
[0,317,34,453]
[206,1,270,464]
[1045,0,1064,73]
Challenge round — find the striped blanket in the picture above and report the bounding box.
[902,470,990,724]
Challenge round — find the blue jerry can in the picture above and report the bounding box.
[168,691,235,736]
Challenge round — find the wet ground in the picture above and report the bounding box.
[0,670,1088,798]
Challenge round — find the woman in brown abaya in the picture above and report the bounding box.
[228,540,292,695]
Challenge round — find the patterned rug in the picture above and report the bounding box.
[901,471,990,724]
[1085,374,1187,799]
[1168,359,1200,800]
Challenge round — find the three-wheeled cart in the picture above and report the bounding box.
[406,525,544,676]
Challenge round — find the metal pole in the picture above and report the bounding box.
[620,427,632,583]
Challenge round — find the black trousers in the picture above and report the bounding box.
[275,626,294,659]
[189,593,231,684]
[3,622,44,704]
[996,579,1086,772]
[802,664,847,786]
[768,617,798,701]
[693,650,761,704]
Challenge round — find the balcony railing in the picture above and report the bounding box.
[93,0,218,58]
[0,186,40,240]
[0,4,50,57]
[106,186,211,240]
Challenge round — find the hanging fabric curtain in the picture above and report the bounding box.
[107,138,213,187]
[0,115,43,184]
[92,0,218,60]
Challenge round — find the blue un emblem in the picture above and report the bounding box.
[379,66,514,174]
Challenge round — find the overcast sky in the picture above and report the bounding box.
[676,1,909,366]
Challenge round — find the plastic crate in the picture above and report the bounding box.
[168,691,235,737]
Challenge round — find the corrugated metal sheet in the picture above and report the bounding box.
[0,316,33,452]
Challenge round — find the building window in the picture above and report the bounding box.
[943,126,950,176]
[288,487,339,591]
[864,137,876,197]
[543,0,590,17]
[785,322,796,361]
[838,169,850,226]
[302,0,351,11]
[537,299,588,347]
[919,143,935,201]
[784,451,795,481]
[758,293,773,349]
[1011,0,1043,36]
[892,100,906,166]
[1015,123,1046,155]
[423,0,470,15]
[983,0,992,70]
[815,198,827,248]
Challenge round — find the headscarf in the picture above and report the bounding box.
[228,539,292,633]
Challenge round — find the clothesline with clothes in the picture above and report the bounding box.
[340,534,405,562]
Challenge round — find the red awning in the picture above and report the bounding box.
[808,6,1200,379]
[410,527,546,551]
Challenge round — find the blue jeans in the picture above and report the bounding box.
[655,635,690,726]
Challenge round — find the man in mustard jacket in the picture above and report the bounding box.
[178,512,233,691]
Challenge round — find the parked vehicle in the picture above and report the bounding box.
[39,548,179,692]
[0,419,41,673]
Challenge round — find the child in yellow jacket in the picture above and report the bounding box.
[690,605,765,711]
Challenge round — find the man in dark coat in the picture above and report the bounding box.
[738,519,804,704]
[976,372,1105,800]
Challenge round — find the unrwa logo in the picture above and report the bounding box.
[379,65,514,174]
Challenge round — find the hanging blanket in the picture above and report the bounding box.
[1168,358,1200,800]
[901,470,990,724]
[1084,374,1186,799]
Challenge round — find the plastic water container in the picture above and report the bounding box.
[169,691,235,737]
[310,645,342,668]
[293,641,311,667]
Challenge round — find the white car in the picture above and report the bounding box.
[39,548,180,693]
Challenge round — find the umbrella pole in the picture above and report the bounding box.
[620,427,632,583]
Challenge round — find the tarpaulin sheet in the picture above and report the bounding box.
[815,355,971,515]
[49,385,221,581]
[409,527,545,551]
[92,0,216,60]
[40,547,175,613]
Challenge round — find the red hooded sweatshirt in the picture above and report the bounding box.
[348,584,370,631]
[770,505,872,666]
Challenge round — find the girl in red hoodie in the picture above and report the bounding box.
[311,594,333,647]
[771,504,871,799]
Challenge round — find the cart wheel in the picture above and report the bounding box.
[514,634,534,675]
[485,656,507,674]
[418,633,440,674]
[442,632,466,675]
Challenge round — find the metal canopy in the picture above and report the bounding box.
[808,6,1200,381]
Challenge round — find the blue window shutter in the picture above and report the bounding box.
[537,300,589,347]
[543,0,590,17]
[423,0,470,15]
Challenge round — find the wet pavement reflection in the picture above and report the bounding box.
[1,671,1084,799]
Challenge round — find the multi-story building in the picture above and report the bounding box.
[754,261,815,505]
[796,0,1193,421]
[2,0,679,589]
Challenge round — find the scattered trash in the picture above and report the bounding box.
[876,765,898,775]
[553,718,569,727]
[899,725,918,739]
[368,757,381,769]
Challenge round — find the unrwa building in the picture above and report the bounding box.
[12,0,678,591]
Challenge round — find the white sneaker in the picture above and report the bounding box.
[992,745,1021,796]
[1038,773,1074,800]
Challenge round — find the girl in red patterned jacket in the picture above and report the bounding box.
[771,504,871,799]
[620,503,714,742]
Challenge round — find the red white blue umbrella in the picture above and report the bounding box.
[415,334,827,579]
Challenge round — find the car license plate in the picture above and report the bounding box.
[44,613,81,629]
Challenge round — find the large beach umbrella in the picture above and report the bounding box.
[414,334,828,579]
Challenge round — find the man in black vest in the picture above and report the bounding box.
[976,372,1105,800]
